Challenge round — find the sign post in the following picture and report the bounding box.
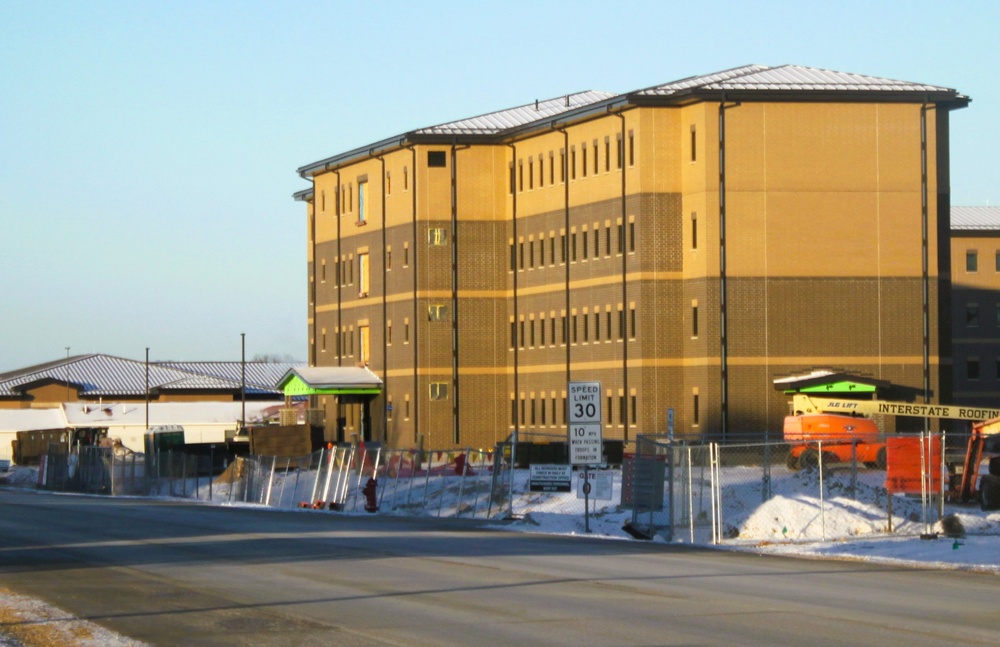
[569,381,602,532]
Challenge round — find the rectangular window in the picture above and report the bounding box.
[616,134,623,169]
[629,222,635,253]
[582,231,588,260]
[692,306,699,337]
[530,399,536,425]
[571,232,577,262]
[550,152,555,184]
[619,395,626,425]
[539,155,545,187]
[509,162,515,195]
[996,251,1000,272]
[540,315,546,346]
[607,395,613,425]
[604,138,610,172]
[429,382,449,400]
[967,303,980,327]
[519,320,525,348]
[541,397,546,425]
[359,325,370,364]
[561,315,567,344]
[428,151,447,167]
[528,158,534,190]
[510,320,516,349]
[583,313,589,342]
[358,253,370,297]
[692,213,698,249]
[387,321,392,345]
[520,398,526,426]
[630,395,637,425]
[519,241,524,270]
[428,304,449,321]
[693,394,700,424]
[571,148,576,180]
[560,149,566,182]
[404,320,410,343]
[617,223,624,254]
[594,227,600,258]
[560,234,567,263]
[519,162,524,192]
[386,250,392,271]
[619,309,625,340]
[530,319,536,347]
[358,181,367,222]
[529,240,535,268]
[594,312,600,340]
[571,314,578,344]
[628,130,635,166]
[321,328,327,353]
[509,242,516,272]
[582,145,587,177]
[404,243,409,267]
[321,259,326,283]
[606,226,612,256]
[511,397,517,426]
[690,125,697,162]
[593,141,599,174]
[967,250,979,272]
[629,305,636,339]
[968,358,980,380]
[386,171,391,195]
[606,311,612,340]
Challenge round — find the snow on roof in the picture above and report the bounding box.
[62,401,282,427]
[278,366,383,389]
[0,408,67,432]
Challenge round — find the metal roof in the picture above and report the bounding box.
[277,366,383,390]
[634,64,963,97]
[295,64,968,188]
[414,91,616,136]
[951,206,1000,231]
[0,354,302,399]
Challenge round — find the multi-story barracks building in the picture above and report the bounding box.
[293,64,968,450]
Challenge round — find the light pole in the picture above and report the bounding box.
[64,347,70,402]
[241,333,246,430]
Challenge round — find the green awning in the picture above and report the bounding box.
[275,366,383,397]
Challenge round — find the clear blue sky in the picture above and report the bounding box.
[1,0,997,372]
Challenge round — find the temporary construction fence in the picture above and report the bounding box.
[629,432,955,544]
[31,432,986,546]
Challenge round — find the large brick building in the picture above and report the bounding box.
[294,64,969,449]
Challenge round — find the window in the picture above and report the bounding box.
[358,253,370,297]
[509,162,515,194]
[583,312,589,342]
[594,311,600,340]
[386,249,392,271]
[404,319,410,343]
[550,237,556,266]
[539,314,546,346]
[561,315,567,344]
[606,311,612,341]
[996,251,1000,272]
[571,314,578,344]
[968,358,980,380]
[529,319,535,347]
[618,308,625,340]
[690,125,697,162]
[321,328,327,353]
[582,145,587,177]
[606,226,612,256]
[607,395,613,424]
[582,230,588,260]
[967,250,978,272]
[539,154,545,187]
[429,228,448,245]
[550,317,556,346]
[560,149,566,182]
[404,243,409,267]
[631,394,637,425]
[321,259,326,283]
[570,147,576,180]
[967,303,980,327]
[617,223,624,254]
[692,305,699,337]
[428,151,447,167]
[593,141,599,174]
[386,171,391,195]
[519,320,525,349]
[693,394,700,425]
[560,234,567,263]
[357,181,367,222]
[528,158,534,189]
[359,325,370,365]
[549,152,555,184]
[510,320,516,349]
[519,162,524,192]
[571,232,577,262]
[403,166,408,190]
[519,241,524,270]
[616,134,623,169]
[429,382,449,400]
[529,240,534,268]
[629,305,636,339]
[509,242,516,272]
[604,137,610,172]
[511,397,517,426]
[428,304,449,321]
[594,226,600,258]
[619,394,626,425]
[387,321,392,345]
[692,212,698,249]
[628,130,635,166]
[629,221,635,253]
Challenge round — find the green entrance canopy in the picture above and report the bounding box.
[275,366,383,397]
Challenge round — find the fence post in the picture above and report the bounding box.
[818,440,826,542]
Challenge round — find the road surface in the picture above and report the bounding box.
[0,489,996,646]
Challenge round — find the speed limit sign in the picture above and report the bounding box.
[568,382,602,466]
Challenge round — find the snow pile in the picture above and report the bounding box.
[0,587,147,647]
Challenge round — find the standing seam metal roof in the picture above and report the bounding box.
[951,206,1000,231]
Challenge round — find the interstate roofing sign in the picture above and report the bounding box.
[568,381,602,466]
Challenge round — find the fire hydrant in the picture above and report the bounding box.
[362,477,378,513]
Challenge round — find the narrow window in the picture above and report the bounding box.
[561,315,568,344]
[692,213,698,249]
[519,241,524,270]
[616,134,623,169]
[539,315,546,346]
[995,251,1000,272]
[321,328,327,353]
[509,242,516,272]
[321,259,326,283]
[403,166,408,190]
[571,148,576,180]
[692,305,699,337]
[628,130,635,166]
[404,243,409,267]
[509,162,515,195]
[386,171,391,195]
[538,155,544,187]
[594,311,600,340]
[594,226,600,258]
[571,314,578,344]
[571,232,577,262]
[593,140,599,174]
[549,152,555,184]
[690,125,697,162]
[583,313,589,342]
[618,309,625,340]
[530,319,535,347]
[582,145,587,177]
[528,158,534,189]
[530,399,536,425]
[359,325,370,364]
[519,320,525,348]
[404,319,410,343]
[606,311,612,340]
[386,250,392,271]
[358,181,368,222]
[619,395,626,425]
[693,394,700,424]
[631,395,637,425]
[550,318,556,346]
[606,226,612,256]
[550,237,555,266]
[358,253,370,297]
[560,234,567,263]
[604,137,610,172]
[629,305,636,339]
[387,321,392,345]
[560,149,566,182]
[617,223,624,254]
[511,397,517,426]
[529,240,534,268]
[582,231,588,260]
[518,162,524,192]
[510,320,516,349]
[607,395,613,424]
[541,397,546,425]
[968,358,981,380]
[629,221,635,253]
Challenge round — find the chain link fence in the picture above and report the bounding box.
[29,430,994,544]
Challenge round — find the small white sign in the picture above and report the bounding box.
[569,423,603,465]
[576,471,613,500]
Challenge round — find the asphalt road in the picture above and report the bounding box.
[0,489,997,646]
